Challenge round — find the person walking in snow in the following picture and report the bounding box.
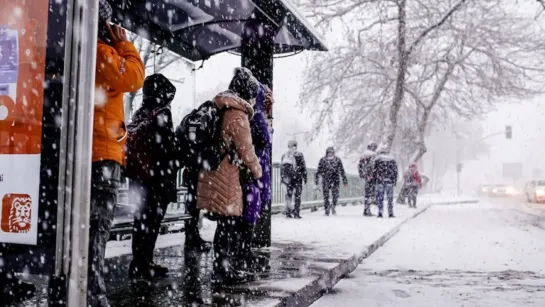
[404,163,423,208]
[316,147,348,216]
[373,148,398,218]
[358,142,378,216]
[281,140,308,218]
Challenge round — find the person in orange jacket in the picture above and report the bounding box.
[88,1,144,306]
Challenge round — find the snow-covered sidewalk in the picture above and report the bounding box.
[105,193,475,258]
[310,200,545,307]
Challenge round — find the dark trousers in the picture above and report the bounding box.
[129,180,169,265]
[213,216,244,274]
[323,182,340,212]
[286,181,303,215]
[376,182,394,216]
[88,160,120,307]
[364,180,375,212]
[407,186,419,208]
[235,221,256,270]
[184,174,202,244]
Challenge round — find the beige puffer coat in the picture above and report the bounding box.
[196,91,263,216]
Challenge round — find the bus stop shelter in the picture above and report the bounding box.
[0,0,326,306]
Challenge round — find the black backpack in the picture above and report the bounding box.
[176,100,227,172]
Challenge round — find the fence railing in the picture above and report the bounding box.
[118,163,364,213]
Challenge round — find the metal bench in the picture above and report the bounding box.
[110,211,192,241]
[109,190,192,241]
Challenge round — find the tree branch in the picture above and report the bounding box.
[406,0,467,56]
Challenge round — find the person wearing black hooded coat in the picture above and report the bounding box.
[126,73,181,280]
[315,147,348,216]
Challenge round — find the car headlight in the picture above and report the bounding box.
[536,189,545,196]
[492,188,498,193]
[506,187,516,195]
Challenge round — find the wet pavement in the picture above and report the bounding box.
[18,242,333,307]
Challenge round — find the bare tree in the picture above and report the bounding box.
[299,0,545,163]
[299,0,467,153]
[406,1,545,164]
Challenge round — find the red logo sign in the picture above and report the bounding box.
[1,194,32,233]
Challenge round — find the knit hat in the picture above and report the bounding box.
[228,67,259,101]
[288,140,297,148]
[98,0,113,22]
[142,73,176,104]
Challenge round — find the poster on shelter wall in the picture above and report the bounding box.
[0,0,48,245]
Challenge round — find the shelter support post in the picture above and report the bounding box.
[241,21,275,247]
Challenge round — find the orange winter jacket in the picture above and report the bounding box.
[93,40,145,165]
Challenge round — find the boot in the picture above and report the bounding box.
[185,219,212,252]
[185,236,212,252]
[129,260,169,281]
[377,213,383,218]
[363,209,374,217]
[389,213,395,218]
[331,206,337,215]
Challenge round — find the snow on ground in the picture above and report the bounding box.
[311,199,545,307]
[106,193,461,259]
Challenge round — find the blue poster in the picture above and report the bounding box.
[0,26,18,84]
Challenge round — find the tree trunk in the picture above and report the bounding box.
[409,106,430,164]
[382,0,407,152]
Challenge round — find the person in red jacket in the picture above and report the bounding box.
[404,163,423,208]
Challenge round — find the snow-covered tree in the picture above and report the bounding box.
[298,0,545,164]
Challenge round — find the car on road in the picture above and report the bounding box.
[524,180,545,203]
[477,184,493,196]
[489,184,518,197]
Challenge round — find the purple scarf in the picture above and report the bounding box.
[243,84,272,225]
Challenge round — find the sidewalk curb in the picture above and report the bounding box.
[274,204,436,307]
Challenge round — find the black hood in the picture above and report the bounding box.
[142,73,176,107]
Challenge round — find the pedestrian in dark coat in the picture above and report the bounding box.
[315,147,348,216]
[358,142,378,216]
[281,140,307,218]
[373,148,398,218]
[127,73,180,280]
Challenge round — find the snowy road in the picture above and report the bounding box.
[311,198,545,307]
